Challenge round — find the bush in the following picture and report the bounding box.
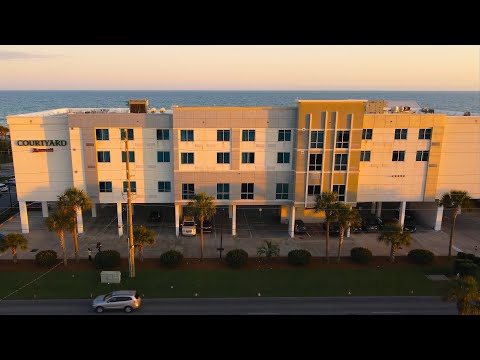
[454,259,474,273]
[407,249,435,265]
[465,253,476,262]
[160,250,184,268]
[94,250,121,269]
[35,250,58,267]
[456,252,467,259]
[225,249,248,268]
[288,249,312,266]
[473,257,480,266]
[456,262,478,277]
[350,247,373,264]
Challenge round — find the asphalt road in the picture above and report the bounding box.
[0,296,457,315]
[0,184,17,212]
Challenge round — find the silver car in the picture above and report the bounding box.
[92,290,141,313]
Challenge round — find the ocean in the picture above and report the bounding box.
[1,90,479,125]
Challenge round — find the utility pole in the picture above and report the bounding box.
[124,130,135,278]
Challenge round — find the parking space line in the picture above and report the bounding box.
[306,231,311,238]
[243,211,253,239]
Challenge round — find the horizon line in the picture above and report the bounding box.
[0,89,478,92]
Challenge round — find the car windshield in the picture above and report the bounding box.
[103,292,113,301]
[184,221,195,226]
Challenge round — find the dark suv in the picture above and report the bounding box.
[323,221,341,236]
[294,219,307,234]
[362,216,383,232]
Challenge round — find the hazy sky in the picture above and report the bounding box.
[0,45,478,90]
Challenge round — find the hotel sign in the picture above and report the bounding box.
[16,140,68,146]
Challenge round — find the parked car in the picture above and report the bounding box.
[403,215,417,233]
[7,177,15,185]
[323,221,341,236]
[0,183,8,192]
[197,219,213,233]
[181,215,196,236]
[148,211,163,222]
[362,216,383,232]
[92,290,141,313]
[294,219,307,234]
[26,201,42,210]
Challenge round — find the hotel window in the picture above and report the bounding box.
[309,154,322,171]
[336,131,350,148]
[123,181,137,193]
[182,184,195,200]
[277,152,290,164]
[276,183,289,200]
[181,152,194,164]
[242,130,256,141]
[97,151,110,163]
[217,130,230,141]
[157,151,170,163]
[419,128,432,140]
[180,130,194,142]
[362,129,373,140]
[334,154,348,171]
[332,185,346,202]
[392,151,405,161]
[96,129,109,141]
[278,130,292,141]
[241,183,254,199]
[99,181,112,193]
[242,152,255,164]
[416,150,429,161]
[310,131,324,148]
[217,152,230,164]
[307,185,321,196]
[158,181,171,193]
[217,183,230,200]
[394,129,408,140]
[120,129,134,140]
[157,129,170,140]
[360,151,371,162]
[121,151,135,163]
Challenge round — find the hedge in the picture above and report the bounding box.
[35,250,58,267]
[225,249,248,268]
[350,247,373,264]
[288,249,312,266]
[160,250,184,268]
[407,249,435,265]
[94,250,121,269]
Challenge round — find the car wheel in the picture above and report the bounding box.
[95,306,104,313]
[124,306,133,313]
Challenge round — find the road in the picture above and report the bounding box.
[0,297,457,315]
[0,184,17,213]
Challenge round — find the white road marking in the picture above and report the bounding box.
[243,212,253,239]
[306,232,311,238]
[452,245,463,253]
[371,311,400,314]
[247,312,280,315]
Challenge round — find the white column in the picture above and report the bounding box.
[375,202,382,217]
[19,201,29,234]
[91,204,97,218]
[434,205,443,231]
[175,204,180,237]
[41,201,49,218]
[228,205,232,219]
[371,202,376,214]
[399,201,406,228]
[288,205,295,238]
[117,202,123,237]
[346,226,351,238]
[232,204,237,236]
[76,208,83,234]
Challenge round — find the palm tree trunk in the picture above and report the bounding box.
[59,230,67,267]
[12,246,17,264]
[200,217,204,261]
[325,221,330,263]
[389,243,396,263]
[139,245,144,262]
[73,214,79,263]
[448,208,458,258]
[337,226,344,263]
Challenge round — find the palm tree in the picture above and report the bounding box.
[439,190,473,258]
[378,221,412,263]
[0,233,28,263]
[444,276,480,315]
[133,225,156,261]
[185,192,216,260]
[314,191,339,263]
[45,209,74,267]
[0,125,9,139]
[334,203,361,263]
[257,240,280,263]
[57,187,92,263]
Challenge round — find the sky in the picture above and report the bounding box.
[0,45,478,91]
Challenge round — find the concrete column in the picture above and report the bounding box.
[434,205,443,231]
[288,205,295,238]
[232,204,237,236]
[375,202,382,217]
[117,202,123,237]
[76,208,83,234]
[175,204,180,237]
[399,201,406,228]
[91,204,97,218]
[41,201,49,218]
[19,201,29,234]
[280,205,289,224]
[131,204,135,216]
[371,202,376,214]
[228,205,232,219]
[346,226,351,238]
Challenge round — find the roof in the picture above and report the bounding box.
[385,100,421,109]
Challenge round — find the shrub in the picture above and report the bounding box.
[94,250,121,269]
[35,250,58,267]
[160,250,184,268]
[456,252,467,260]
[407,249,435,265]
[454,259,474,273]
[288,249,312,266]
[465,253,476,262]
[225,249,248,268]
[456,262,478,277]
[473,257,480,266]
[350,247,373,264]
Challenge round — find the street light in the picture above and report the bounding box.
[217,207,225,259]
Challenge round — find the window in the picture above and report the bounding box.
[120,129,134,140]
[277,152,290,164]
[307,185,321,196]
[217,130,230,141]
[278,130,292,141]
[242,130,255,141]
[97,151,110,163]
[157,129,169,140]
[123,181,137,193]
[96,129,109,141]
[336,131,350,148]
[121,151,135,163]
[309,154,322,170]
[416,150,429,161]
[158,181,171,192]
[157,151,170,163]
[181,152,194,164]
[362,129,373,140]
[419,128,432,140]
[360,151,371,162]
[241,183,254,199]
[392,151,406,161]
[242,152,255,164]
[217,152,230,164]
[332,185,346,202]
[217,183,230,200]
[334,154,348,170]
[182,184,194,200]
[99,181,112,193]
[180,130,194,142]
[310,131,324,148]
[276,183,289,199]
[394,129,408,140]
